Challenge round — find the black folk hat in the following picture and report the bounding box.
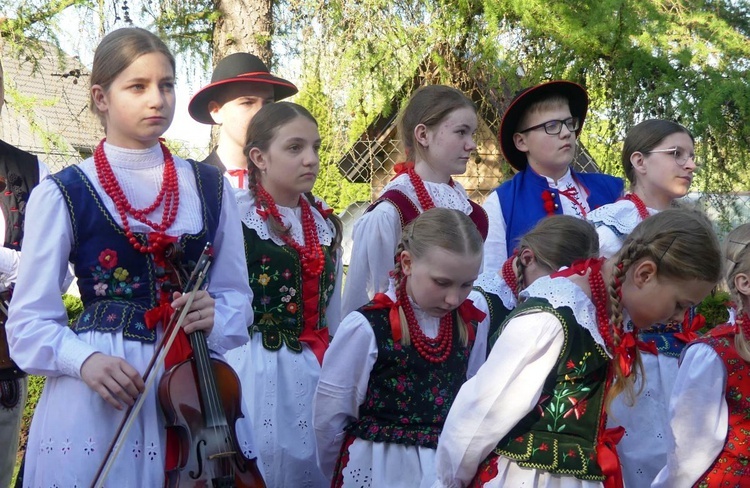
[499,80,588,171]
[188,52,299,125]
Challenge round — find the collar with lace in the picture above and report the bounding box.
[102,141,165,169]
[235,190,335,246]
[382,173,473,214]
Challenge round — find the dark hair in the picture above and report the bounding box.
[89,27,175,127]
[391,207,484,346]
[622,119,694,187]
[243,101,343,251]
[607,208,721,407]
[396,85,476,162]
[513,215,599,296]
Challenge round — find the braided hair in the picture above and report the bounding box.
[605,208,721,406]
[513,215,599,298]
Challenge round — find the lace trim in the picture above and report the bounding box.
[474,272,516,310]
[588,199,658,236]
[382,173,473,214]
[236,190,335,246]
[522,275,611,357]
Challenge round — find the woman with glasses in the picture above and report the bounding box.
[587,119,700,488]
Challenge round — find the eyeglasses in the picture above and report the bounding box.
[518,117,581,135]
[644,147,700,167]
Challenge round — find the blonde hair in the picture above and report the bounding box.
[391,208,483,346]
[396,85,476,163]
[723,224,750,361]
[89,28,175,128]
[513,215,599,297]
[606,208,722,408]
[243,102,343,252]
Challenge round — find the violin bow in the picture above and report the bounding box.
[90,243,214,488]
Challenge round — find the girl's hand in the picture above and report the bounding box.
[171,290,215,336]
[80,352,145,410]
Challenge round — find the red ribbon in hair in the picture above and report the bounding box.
[675,310,706,344]
[597,426,626,488]
[363,293,403,341]
[613,332,637,378]
[457,299,486,341]
[315,201,334,218]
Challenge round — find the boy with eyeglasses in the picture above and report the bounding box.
[482,80,623,273]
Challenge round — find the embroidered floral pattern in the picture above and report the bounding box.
[346,308,471,448]
[90,249,141,300]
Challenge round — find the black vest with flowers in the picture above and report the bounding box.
[242,221,337,352]
[345,305,473,448]
[473,287,514,358]
[50,162,221,343]
[492,297,610,481]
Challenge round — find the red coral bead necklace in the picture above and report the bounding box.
[397,277,453,363]
[623,193,650,221]
[254,183,325,278]
[94,139,180,254]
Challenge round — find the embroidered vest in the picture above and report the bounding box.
[0,140,39,251]
[473,286,514,358]
[693,324,750,487]
[0,140,39,379]
[491,297,610,481]
[50,161,222,343]
[345,305,473,448]
[243,222,337,353]
[496,167,623,256]
[366,189,489,241]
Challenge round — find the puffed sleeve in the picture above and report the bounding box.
[465,290,492,379]
[341,203,401,316]
[204,178,253,354]
[651,343,727,487]
[481,192,507,275]
[6,179,91,377]
[313,310,378,479]
[596,224,624,260]
[433,312,565,488]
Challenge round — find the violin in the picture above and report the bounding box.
[91,243,264,488]
[159,243,266,488]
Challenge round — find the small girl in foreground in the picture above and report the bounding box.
[315,208,489,487]
[653,223,750,487]
[434,209,721,488]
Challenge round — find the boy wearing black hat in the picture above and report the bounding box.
[482,80,623,273]
[188,52,298,189]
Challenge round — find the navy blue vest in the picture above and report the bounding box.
[496,167,623,256]
[50,161,222,343]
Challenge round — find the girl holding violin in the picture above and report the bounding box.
[6,27,256,487]
[224,101,343,487]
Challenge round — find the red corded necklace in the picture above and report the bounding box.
[254,184,325,279]
[622,193,650,221]
[406,167,454,211]
[94,139,180,254]
[396,277,453,363]
[501,255,519,298]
